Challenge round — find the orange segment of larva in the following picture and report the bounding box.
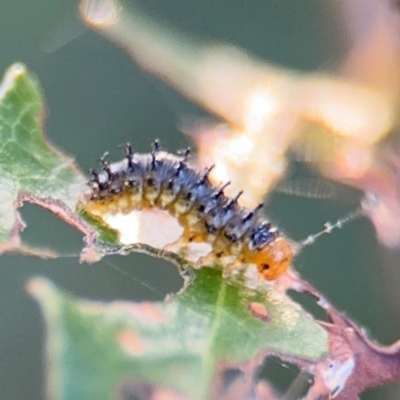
[77,141,293,280]
[253,238,293,281]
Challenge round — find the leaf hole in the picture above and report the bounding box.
[19,203,84,254]
[20,205,184,302]
[98,252,185,302]
[287,289,330,322]
[256,356,313,399]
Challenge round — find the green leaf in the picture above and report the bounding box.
[0,63,85,248]
[29,266,328,400]
[1,63,327,399]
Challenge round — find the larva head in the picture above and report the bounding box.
[254,238,293,280]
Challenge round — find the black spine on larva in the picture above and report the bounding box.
[87,142,281,250]
[151,140,160,170]
[248,223,277,250]
[223,209,254,242]
[204,189,242,233]
[125,143,136,171]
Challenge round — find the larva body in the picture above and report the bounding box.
[78,143,293,280]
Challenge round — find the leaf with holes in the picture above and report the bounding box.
[28,261,329,400]
[0,63,86,253]
[0,62,327,398]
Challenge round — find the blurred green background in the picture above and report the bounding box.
[0,0,399,399]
